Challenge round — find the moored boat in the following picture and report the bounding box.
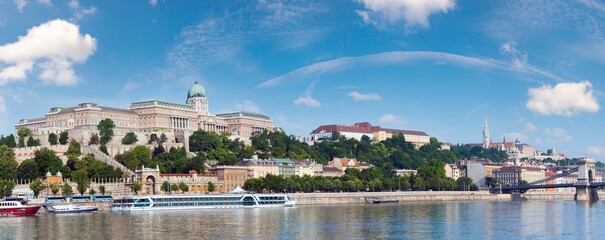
[111,194,298,212]
[44,204,98,214]
[0,199,41,217]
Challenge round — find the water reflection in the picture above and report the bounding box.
[2,201,605,239]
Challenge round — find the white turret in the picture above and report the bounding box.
[483,118,489,149]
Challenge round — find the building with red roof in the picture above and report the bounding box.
[310,122,430,146]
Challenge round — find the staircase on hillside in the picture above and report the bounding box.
[82,146,135,177]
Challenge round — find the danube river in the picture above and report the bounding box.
[2,201,604,239]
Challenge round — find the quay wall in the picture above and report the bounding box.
[288,191,605,205]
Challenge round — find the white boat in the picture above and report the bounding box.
[110,194,298,212]
[44,204,98,214]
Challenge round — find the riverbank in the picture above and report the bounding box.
[288,191,605,205]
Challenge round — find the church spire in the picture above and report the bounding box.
[483,117,489,149]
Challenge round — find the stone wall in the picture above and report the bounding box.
[13,145,69,164]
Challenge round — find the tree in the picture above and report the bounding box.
[0,145,18,179]
[26,137,41,147]
[99,144,109,155]
[59,132,69,145]
[179,182,189,193]
[332,131,341,140]
[17,159,39,180]
[72,170,90,196]
[34,148,63,177]
[66,139,81,156]
[49,183,60,195]
[89,133,100,145]
[98,119,115,145]
[0,180,16,198]
[171,183,179,192]
[98,185,106,195]
[457,177,474,191]
[62,183,73,196]
[149,134,159,144]
[162,181,170,193]
[519,180,528,194]
[131,181,142,194]
[17,128,32,147]
[0,134,17,148]
[413,177,425,190]
[89,188,96,195]
[29,179,46,198]
[48,133,58,145]
[160,133,168,143]
[122,132,138,145]
[207,181,216,193]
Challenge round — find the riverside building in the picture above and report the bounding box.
[15,81,273,145]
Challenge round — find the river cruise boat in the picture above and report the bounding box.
[0,199,41,217]
[44,204,98,214]
[110,194,297,212]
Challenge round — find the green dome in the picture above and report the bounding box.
[187,81,206,99]
[56,171,62,177]
[45,171,52,177]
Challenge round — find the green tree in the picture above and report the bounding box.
[62,183,73,196]
[519,180,528,194]
[122,132,138,145]
[99,144,109,155]
[34,148,63,177]
[29,178,46,198]
[131,181,142,194]
[72,170,91,195]
[0,134,17,148]
[98,185,106,195]
[413,177,425,190]
[17,159,39,180]
[161,181,170,193]
[89,188,96,195]
[66,139,81,156]
[149,134,159,144]
[457,177,474,191]
[171,183,179,192]
[207,181,216,193]
[179,182,189,193]
[0,145,18,179]
[160,133,168,143]
[48,133,58,145]
[89,133,100,145]
[17,128,32,147]
[59,131,69,145]
[0,180,16,198]
[332,131,341,140]
[49,183,60,195]
[26,137,41,147]
[98,119,115,145]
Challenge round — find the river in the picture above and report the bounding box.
[2,200,604,239]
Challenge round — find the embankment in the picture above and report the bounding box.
[288,191,604,205]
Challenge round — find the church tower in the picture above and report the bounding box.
[186,81,209,115]
[483,118,489,149]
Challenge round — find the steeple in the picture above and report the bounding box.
[483,117,489,148]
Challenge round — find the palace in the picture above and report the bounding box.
[15,82,273,145]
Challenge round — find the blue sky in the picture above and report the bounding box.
[1,0,604,160]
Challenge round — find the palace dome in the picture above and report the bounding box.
[187,81,206,99]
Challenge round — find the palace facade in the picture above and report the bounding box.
[15,82,273,144]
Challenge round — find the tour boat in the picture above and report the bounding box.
[44,204,98,214]
[0,199,41,217]
[110,194,298,212]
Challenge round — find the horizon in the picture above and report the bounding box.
[1,1,604,161]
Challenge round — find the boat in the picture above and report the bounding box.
[0,199,41,217]
[44,204,98,214]
[110,194,298,212]
[364,196,399,204]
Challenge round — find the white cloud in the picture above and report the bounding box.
[379,114,406,125]
[355,0,455,30]
[14,0,27,13]
[37,0,51,6]
[149,0,158,6]
[236,100,262,113]
[526,81,599,116]
[294,95,320,107]
[257,51,565,88]
[500,40,527,68]
[544,128,573,142]
[68,0,78,9]
[502,132,529,142]
[0,19,97,86]
[534,137,541,145]
[68,0,97,22]
[0,96,6,113]
[348,91,382,101]
[587,146,605,157]
[525,122,536,132]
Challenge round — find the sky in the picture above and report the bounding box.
[0,0,604,160]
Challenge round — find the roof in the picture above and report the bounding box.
[322,167,343,172]
[336,158,358,166]
[132,99,194,109]
[99,106,137,114]
[310,122,428,136]
[216,111,271,120]
[187,81,206,99]
[496,166,542,172]
[441,142,453,146]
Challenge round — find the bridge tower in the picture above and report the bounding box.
[575,157,598,201]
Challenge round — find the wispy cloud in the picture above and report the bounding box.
[68,0,97,23]
[149,0,158,6]
[544,128,573,142]
[587,146,605,157]
[294,81,320,107]
[14,0,26,13]
[0,96,6,114]
[379,113,406,125]
[256,51,565,88]
[236,99,262,113]
[463,102,491,119]
[348,91,382,101]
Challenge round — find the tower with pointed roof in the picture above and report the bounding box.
[186,81,209,115]
[483,118,489,148]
